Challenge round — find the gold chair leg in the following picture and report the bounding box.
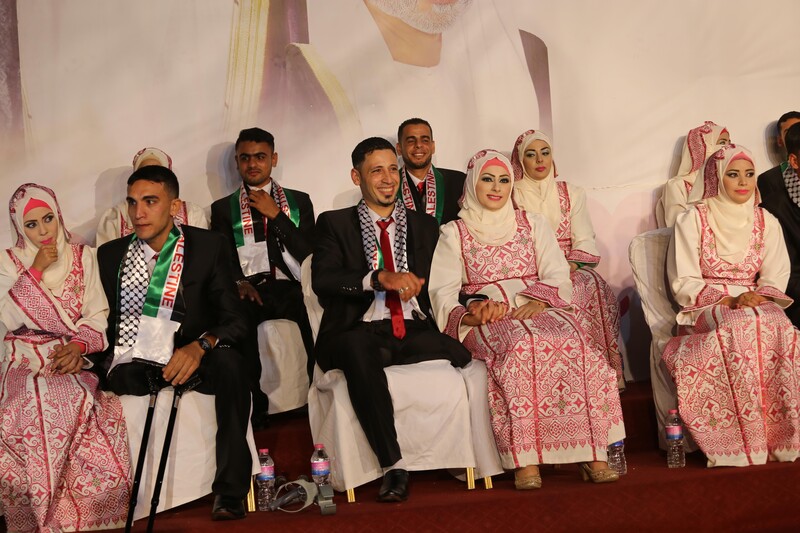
[246,475,256,512]
[466,467,476,490]
[483,476,493,489]
[346,488,356,503]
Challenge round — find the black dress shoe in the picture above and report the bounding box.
[211,494,246,521]
[377,468,409,502]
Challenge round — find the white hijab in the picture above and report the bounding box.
[5,183,74,291]
[687,144,757,264]
[458,149,517,246]
[511,129,561,232]
[675,121,728,185]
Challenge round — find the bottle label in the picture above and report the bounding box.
[257,464,274,481]
[666,425,683,440]
[311,460,330,476]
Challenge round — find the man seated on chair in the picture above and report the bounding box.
[312,137,471,502]
[396,117,466,225]
[210,127,315,424]
[96,165,252,521]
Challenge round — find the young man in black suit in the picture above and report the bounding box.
[760,119,800,327]
[396,117,466,225]
[210,127,315,423]
[96,165,251,521]
[312,137,471,503]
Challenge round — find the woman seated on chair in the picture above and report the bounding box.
[658,120,730,227]
[662,144,800,467]
[429,150,625,490]
[511,130,625,389]
[0,184,130,531]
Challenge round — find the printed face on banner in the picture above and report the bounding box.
[366,0,473,34]
[352,149,400,212]
[23,207,58,249]
[236,141,278,188]
[397,122,435,171]
[722,159,756,204]
[126,180,181,248]
[475,164,512,211]
[522,140,553,181]
[716,131,730,145]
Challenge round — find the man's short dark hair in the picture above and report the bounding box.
[235,127,275,151]
[351,137,396,169]
[127,165,180,199]
[785,122,800,157]
[397,118,433,143]
[777,111,800,135]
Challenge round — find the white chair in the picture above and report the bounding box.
[301,256,492,501]
[258,320,308,414]
[628,228,697,451]
[120,390,260,520]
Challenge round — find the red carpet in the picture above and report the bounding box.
[5,382,800,532]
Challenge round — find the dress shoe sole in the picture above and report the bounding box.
[377,491,408,503]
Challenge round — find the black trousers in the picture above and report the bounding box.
[241,278,315,415]
[107,348,252,499]
[316,319,471,468]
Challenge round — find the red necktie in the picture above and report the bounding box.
[417,181,425,195]
[376,218,406,339]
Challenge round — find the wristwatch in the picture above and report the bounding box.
[197,335,213,353]
[370,269,385,291]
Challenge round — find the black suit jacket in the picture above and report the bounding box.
[95,226,248,367]
[759,164,800,324]
[209,184,315,282]
[402,166,466,225]
[312,206,439,363]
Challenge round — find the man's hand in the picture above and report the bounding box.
[237,280,263,306]
[248,189,281,219]
[378,271,424,302]
[48,341,84,374]
[510,299,548,320]
[163,342,204,386]
[463,299,507,326]
[32,244,58,272]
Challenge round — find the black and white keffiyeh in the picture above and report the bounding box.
[116,239,149,347]
[357,198,409,273]
[783,163,800,209]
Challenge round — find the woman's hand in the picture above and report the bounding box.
[32,244,58,273]
[569,262,580,272]
[510,299,548,320]
[735,291,768,308]
[463,299,507,326]
[48,342,84,374]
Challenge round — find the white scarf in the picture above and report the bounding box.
[7,183,74,291]
[458,149,517,246]
[675,121,728,185]
[511,129,560,232]
[688,144,757,263]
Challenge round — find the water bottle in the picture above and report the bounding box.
[310,443,331,487]
[256,448,275,511]
[665,409,686,468]
[607,440,627,475]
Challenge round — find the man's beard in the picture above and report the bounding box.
[402,155,433,171]
[367,0,473,34]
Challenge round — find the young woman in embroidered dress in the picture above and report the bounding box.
[0,184,130,531]
[662,144,800,467]
[657,120,730,227]
[429,150,624,490]
[511,130,625,389]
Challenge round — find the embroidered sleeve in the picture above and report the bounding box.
[566,249,600,265]
[682,284,727,312]
[444,306,468,340]
[8,270,72,336]
[72,325,107,354]
[518,282,570,309]
[755,285,793,307]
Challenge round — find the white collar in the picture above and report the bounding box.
[142,242,159,263]
[249,180,273,194]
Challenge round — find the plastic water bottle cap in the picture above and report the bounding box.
[612,441,624,446]
[314,443,324,449]
[668,409,678,414]
[258,448,269,454]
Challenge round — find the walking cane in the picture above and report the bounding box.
[146,374,202,533]
[125,368,163,533]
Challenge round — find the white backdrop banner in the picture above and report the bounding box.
[2,0,799,378]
